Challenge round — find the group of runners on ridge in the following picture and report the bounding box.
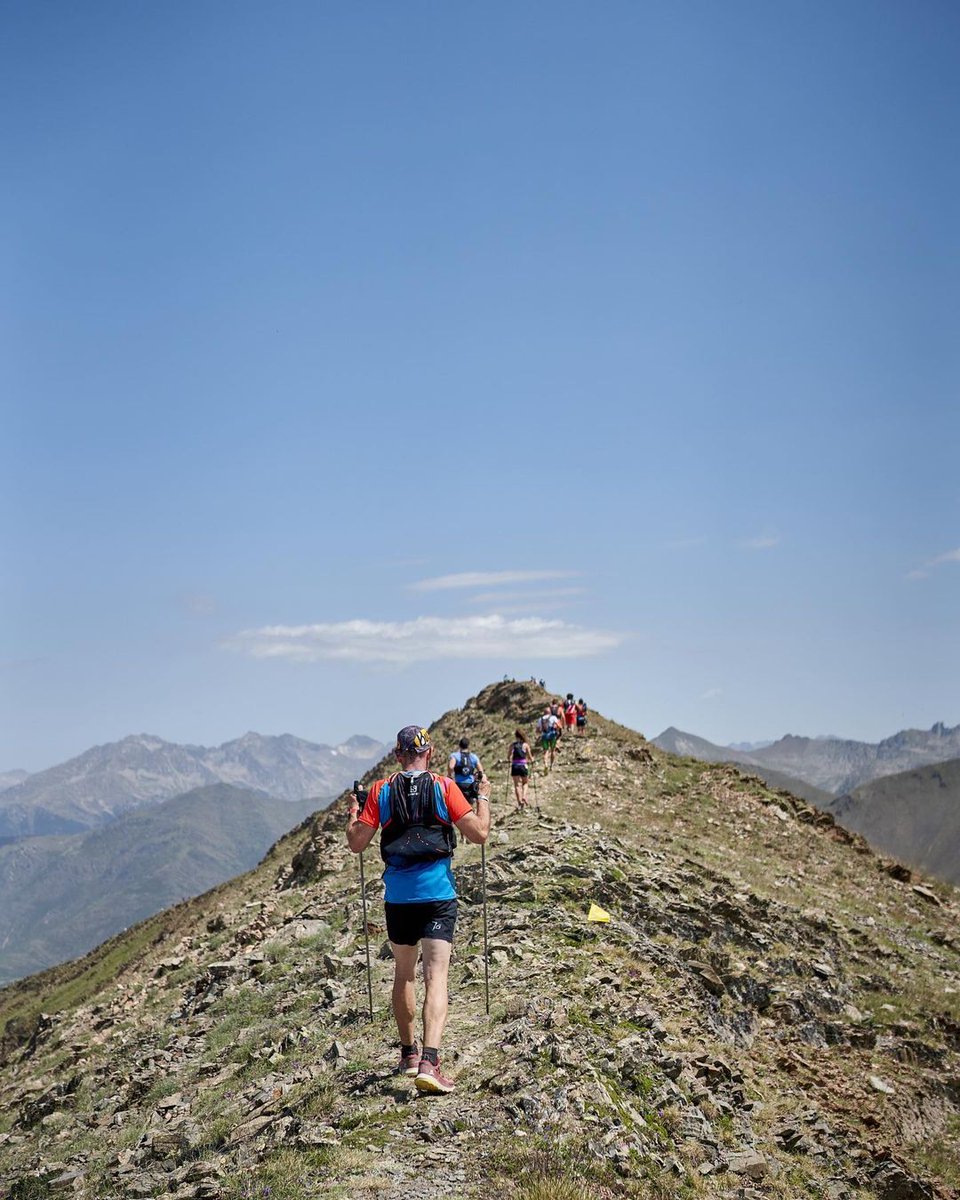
[345,691,590,1095]
[534,692,588,773]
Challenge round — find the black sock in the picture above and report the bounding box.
[422,1046,439,1065]
[401,1043,418,1057]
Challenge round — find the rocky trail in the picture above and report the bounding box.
[1,681,958,1199]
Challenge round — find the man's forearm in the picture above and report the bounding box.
[474,796,491,839]
[346,801,369,852]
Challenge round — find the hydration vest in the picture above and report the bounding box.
[379,772,456,867]
[511,740,527,765]
[454,751,476,784]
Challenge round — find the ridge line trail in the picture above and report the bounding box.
[335,898,506,1200]
[332,733,611,1199]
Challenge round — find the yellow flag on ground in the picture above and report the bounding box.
[587,903,611,923]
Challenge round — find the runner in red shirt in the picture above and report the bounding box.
[347,725,490,1094]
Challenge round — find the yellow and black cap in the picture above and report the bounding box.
[395,725,431,756]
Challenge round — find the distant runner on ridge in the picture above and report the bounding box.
[347,725,491,1095]
[564,693,577,735]
[448,737,483,806]
[508,728,531,810]
[537,706,560,772]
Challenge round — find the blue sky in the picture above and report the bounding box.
[3,1,958,771]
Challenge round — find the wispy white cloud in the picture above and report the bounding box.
[739,535,780,551]
[906,546,960,581]
[226,614,621,665]
[409,570,579,592]
[700,687,723,701]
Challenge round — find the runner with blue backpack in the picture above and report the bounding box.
[448,737,484,805]
[537,706,561,772]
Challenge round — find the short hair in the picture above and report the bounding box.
[459,737,469,749]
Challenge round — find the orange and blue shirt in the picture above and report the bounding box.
[357,770,471,903]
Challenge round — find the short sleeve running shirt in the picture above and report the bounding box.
[357,771,472,903]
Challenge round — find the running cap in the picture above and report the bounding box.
[396,725,431,756]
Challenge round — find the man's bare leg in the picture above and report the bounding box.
[420,938,453,1050]
[391,942,419,1046]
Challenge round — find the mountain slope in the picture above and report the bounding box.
[829,758,960,886]
[0,770,29,793]
[653,726,743,763]
[0,784,318,985]
[748,723,960,794]
[0,732,385,839]
[654,721,960,796]
[652,728,833,806]
[0,682,957,1200]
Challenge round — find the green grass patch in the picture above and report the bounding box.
[0,918,163,1042]
[483,1132,691,1200]
[222,1148,337,1199]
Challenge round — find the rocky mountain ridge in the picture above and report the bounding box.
[0,732,386,840]
[0,681,957,1200]
[654,722,960,796]
[0,770,30,793]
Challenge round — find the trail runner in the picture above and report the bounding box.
[508,728,531,809]
[448,737,483,805]
[347,725,491,1094]
[575,698,588,735]
[537,706,560,771]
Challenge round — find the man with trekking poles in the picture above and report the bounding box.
[347,725,491,1094]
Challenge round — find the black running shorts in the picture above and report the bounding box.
[510,765,529,777]
[385,899,458,946]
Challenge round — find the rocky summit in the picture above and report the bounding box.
[1,681,958,1200]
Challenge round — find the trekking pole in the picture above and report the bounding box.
[478,772,490,1016]
[354,781,374,1021]
[532,767,540,812]
[484,840,492,1017]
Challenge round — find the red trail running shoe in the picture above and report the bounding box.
[398,1048,420,1077]
[415,1058,455,1094]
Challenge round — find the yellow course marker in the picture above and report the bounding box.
[587,903,611,923]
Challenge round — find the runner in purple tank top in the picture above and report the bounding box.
[508,729,531,809]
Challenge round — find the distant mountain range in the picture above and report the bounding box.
[0,771,29,793]
[829,759,960,886]
[0,784,319,984]
[653,722,960,797]
[0,731,386,839]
